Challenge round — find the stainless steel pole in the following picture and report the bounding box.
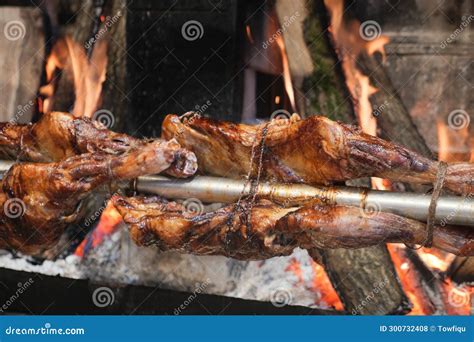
[137,175,474,227]
[0,161,472,226]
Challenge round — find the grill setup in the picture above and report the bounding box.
[0,0,472,316]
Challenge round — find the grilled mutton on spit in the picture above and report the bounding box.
[113,196,473,257]
[0,111,196,178]
[162,113,474,195]
[0,140,197,254]
[107,110,469,257]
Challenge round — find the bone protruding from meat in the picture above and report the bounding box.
[0,140,197,254]
[0,111,196,178]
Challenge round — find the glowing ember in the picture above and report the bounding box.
[285,257,304,285]
[285,258,343,310]
[416,248,455,273]
[310,259,344,310]
[74,201,123,258]
[387,244,433,315]
[441,279,473,315]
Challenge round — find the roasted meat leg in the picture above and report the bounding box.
[0,140,197,254]
[162,113,474,195]
[113,196,473,258]
[0,111,195,178]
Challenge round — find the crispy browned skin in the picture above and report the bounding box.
[0,140,197,254]
[0,111,196,178]
[113,196,473,258]
[162,113,474,195]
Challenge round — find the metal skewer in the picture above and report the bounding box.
[136,175,474,227]
[0,160,473,227]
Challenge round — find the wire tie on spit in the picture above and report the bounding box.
[406,161,447,249]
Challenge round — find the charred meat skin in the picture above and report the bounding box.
[0,111,196,178]
[0,140,197,254]
[113,196,473,258]
[162,113,474,195]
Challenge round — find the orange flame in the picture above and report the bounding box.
[437,120,471,162]
[324,0,389,134]
[75,201,122,257]
[324,0,389,190]
[285,257,343,310]
[275,35,296,111]
[40,36,108,117]
[387,244,433,315]
[310,259,344,310]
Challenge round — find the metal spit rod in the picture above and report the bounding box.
[137,175,474,227]
[0,160,472,227]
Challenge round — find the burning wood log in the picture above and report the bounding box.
[297,0,355,122]
[39,0,125,123]
[448,257,474,284]
[319,246,410,314]
[356,52,433,159]
[276,1,407,312]
[113,196,473,257]
[0,140,197,254]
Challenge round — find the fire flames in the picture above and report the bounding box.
[325,0,472,315]
[275,35,296,111]
[39,36,108,117]
[40,32,117,257]
[285,257,343,310]
[37,0,472,314]
[74,201,122,258]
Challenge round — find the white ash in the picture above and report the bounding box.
[0,224,337,310]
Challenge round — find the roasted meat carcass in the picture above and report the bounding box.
[0,140,197,254]
[162,113,474,195]
[113,196,473,258]
[0,111,195,178]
